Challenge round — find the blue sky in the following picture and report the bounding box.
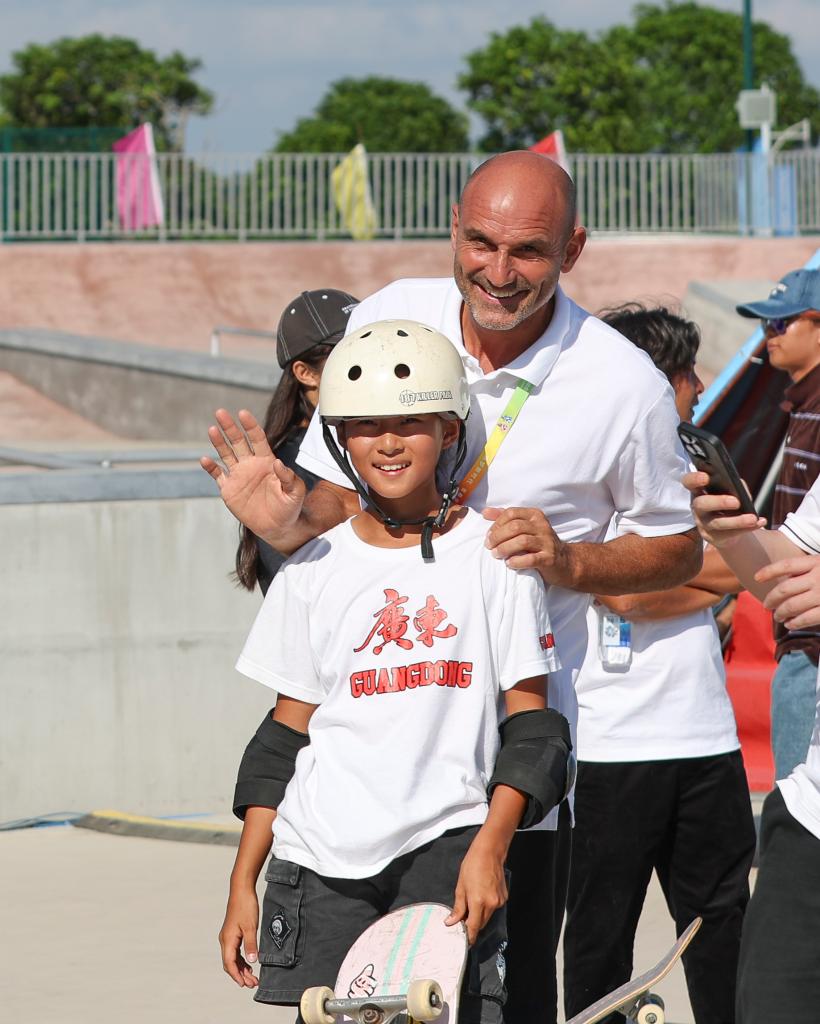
[2,1,817,153]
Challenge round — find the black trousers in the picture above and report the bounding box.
[563,753,756,1024]
[736,787,820,1024]
[503,802,572,1024]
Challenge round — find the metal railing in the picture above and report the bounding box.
[1,149,817,241]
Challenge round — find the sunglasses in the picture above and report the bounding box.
[763,313,820,336]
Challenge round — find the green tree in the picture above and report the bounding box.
[459,3,819,153]
[611,2,820,152]
[458,19,647,153]
[0,35,213,150]
[275,76,469,152]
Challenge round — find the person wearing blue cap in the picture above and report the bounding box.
[737,269,820,781]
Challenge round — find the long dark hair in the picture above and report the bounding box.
[234,343,334,590]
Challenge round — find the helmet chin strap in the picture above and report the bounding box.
[321,421,468,561]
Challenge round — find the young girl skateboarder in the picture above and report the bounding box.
[218,319,572,1023]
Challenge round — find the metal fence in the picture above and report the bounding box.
[1,149,818,241]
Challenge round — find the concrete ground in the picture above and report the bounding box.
[0,813,758,1024]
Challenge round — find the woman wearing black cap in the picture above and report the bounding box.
[235,288,358,593]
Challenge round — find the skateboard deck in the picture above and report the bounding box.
[301,902,468,1024]
[566,917,702,1024]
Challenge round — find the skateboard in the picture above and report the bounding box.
[300,902,467,1024]
[566,917,702,1024]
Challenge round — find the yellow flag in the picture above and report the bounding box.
[331,143,377,241]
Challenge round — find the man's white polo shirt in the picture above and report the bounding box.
[297,277,694,829]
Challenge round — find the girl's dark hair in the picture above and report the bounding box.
[234,343,334,591]
[598,302,701,384]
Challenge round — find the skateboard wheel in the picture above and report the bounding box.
[300,985,336,1024]
[636,1002,665,1024]
[406,979,443,1021]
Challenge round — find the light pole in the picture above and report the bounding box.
[743,0,754,151]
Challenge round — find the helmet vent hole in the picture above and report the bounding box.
[396,329,409,337]
[348,365,362,381]
[394,363,410,379]
[360,331,372,339]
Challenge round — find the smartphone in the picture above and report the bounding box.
[677,423,757,517]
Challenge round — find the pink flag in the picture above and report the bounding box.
[529,130,569,174]
[112,124,165,231]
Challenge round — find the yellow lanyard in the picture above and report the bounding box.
[456,379,534,503]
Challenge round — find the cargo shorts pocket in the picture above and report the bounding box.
[258,856,304,968]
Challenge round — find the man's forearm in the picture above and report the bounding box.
[561,529,703,595]
[258,481,358,555]
[689,546,741,595]
[597,584,721,621]
[595,544,738,620]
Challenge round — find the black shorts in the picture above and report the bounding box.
[255,825,507,1024]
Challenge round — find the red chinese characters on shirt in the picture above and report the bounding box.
[354,589,458,655]
[414,595,458,648]
[354,589,413,655]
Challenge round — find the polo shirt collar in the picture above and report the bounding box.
[781,362,820,413]
[443,281,570,387]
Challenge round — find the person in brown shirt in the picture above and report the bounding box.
[737,267,820,779]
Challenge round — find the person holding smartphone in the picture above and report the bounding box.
[686,468,820,1024]
[735,269,820,780]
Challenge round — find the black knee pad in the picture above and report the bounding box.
[233,712,310,819]
[488,709,574,829]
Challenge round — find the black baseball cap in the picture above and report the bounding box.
[276,289,359,368]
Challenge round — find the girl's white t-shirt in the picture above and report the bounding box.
[236,509,559,878]
[777,483,820,840]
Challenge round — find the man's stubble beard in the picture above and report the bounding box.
[454,262,542,332]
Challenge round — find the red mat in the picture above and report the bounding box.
[724,591,776,791]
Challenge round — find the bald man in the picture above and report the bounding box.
[205,152,700,1024]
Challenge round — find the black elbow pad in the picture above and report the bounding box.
[232,712,310,820]
[488,708,574,829]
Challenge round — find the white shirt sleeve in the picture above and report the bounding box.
[609,388,695,537]
[497,567,561,691]
[780,478,820,553]
[235,565,325,704]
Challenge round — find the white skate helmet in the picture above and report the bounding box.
[319,319,470,423]
[318,319,470,561]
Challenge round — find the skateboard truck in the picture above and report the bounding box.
[628,994,665,1024]
[301,978,443,1024]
